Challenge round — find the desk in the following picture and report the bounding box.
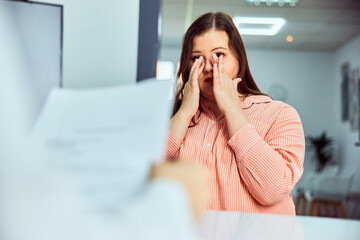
[196,211,360,240]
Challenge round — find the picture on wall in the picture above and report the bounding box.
[341,62,350,122]
[358,73,360,142]
[350,68,360,130]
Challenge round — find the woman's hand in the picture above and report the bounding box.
[177,56,204,121]
[169,57,204,143]
[212,53,249,137]
[149,160,209,221]
[212,53,242,115]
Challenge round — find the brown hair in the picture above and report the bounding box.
[173,12,266,119]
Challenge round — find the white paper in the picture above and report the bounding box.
[32,80,171,165]
[30,79,173,209]
[1,79,200,239]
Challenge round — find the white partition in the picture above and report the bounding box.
[0,0,62,124]
[36,0,140,88]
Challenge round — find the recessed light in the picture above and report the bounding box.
[233,17,285,36]
[245,0,299,7]
[286,35,294,42]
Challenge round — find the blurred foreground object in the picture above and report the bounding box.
[150,160,209,220]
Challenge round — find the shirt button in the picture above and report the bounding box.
[212,121,216,125]
[207,143,211,147]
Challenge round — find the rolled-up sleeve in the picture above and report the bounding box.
[228,105,305,206]
[163,131,182,160]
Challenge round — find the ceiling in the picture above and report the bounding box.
[161,0,360,51]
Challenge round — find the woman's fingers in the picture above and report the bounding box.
[219,55,225,75]
[233,78,242,89]
[213,54,223,89]
[213,54,225,84]
[188,58,199,84]
[179,57,202,119]
[190,57,203,78]
[190,56,204,88]
[194,56,204,77]
[213,61,220,87]
[197,57,205,75]
[188,56,203,87]
[212,53,219,64]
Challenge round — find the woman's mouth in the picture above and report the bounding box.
[204,77,213,84]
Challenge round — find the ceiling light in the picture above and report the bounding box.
[286,35,294,42]
[233,17,285,36]
[245,0,299,7]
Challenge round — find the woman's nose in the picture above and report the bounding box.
[203,59,213,73]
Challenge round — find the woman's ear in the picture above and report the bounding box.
[178,74,183,84]
[176,74,184,91]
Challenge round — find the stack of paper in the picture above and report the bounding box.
[30,80,172,210]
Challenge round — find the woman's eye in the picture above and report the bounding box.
[192,56,200,61]
[216,53,224,58]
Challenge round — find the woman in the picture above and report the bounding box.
[164,12,305,215]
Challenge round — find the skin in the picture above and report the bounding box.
[169,29,250,142]
[149,161,209,221]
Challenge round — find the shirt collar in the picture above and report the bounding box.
[199,96,214,117]
[240,95,272,109]
[199,94,272,114]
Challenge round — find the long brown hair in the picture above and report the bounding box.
[173,12,266,118]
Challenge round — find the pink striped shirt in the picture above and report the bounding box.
[165,95,305,215]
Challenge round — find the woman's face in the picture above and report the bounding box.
[189,29,239,102]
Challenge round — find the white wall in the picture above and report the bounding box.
[0,2,44,141]
[246,49,335,136]
[37,0,140,88]
[333,33,360,192]
[0,6,40,231]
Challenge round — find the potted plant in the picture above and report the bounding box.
[306,131,334,172]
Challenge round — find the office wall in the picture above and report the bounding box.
[333,33,360,192]
[37,0,139,88]
[246,49,335,135]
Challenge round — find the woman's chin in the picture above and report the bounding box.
[201,93,216,103]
